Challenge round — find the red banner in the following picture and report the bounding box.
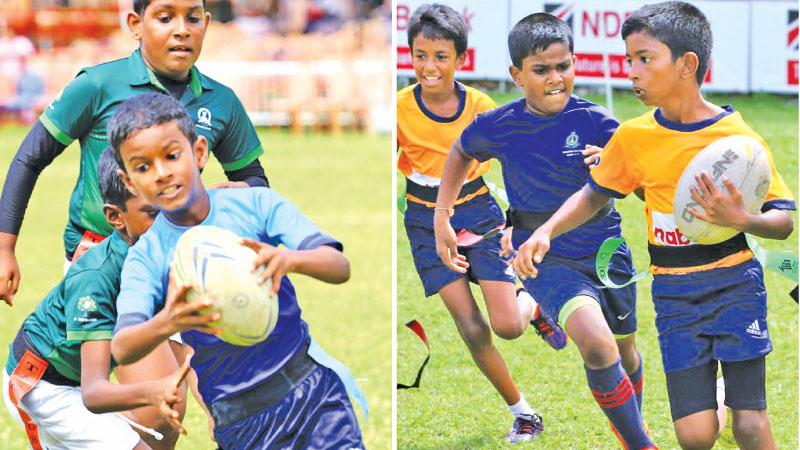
[789,60,799,85]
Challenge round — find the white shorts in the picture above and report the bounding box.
[2,371,140,450]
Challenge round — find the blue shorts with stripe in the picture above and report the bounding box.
[403,193,515,297]
[214,365,363,449]
[653,258,771,373]
[512,228,637,335]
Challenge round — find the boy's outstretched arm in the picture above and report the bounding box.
[514,184,611,279]
[241,240,350,297]
[81,339,191,433]
[432,138,474,273]
[112,273,218,365]
[0,123,68,305]
[689,172,794,240]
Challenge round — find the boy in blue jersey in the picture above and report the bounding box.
[434,13,655,449]
[519,3,794,449]
[3,148,190,450]
[108,92,363,449]
[400,4,563,443]
[0,0,269,305]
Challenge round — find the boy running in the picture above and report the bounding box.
[0,0,268,305]
[435,13,654,449]
[517,3,794,449]
[108,92,363,449]
[398,4,565,443]
[3,148,189,450]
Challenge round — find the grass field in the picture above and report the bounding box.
[397,91,799,449]
[0,128,391,449]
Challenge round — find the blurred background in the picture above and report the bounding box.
[0,0,392,132]
[0,1,392,448]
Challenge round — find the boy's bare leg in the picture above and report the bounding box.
[731,409,776,450]
[439,278,520,405]
[479,280,530,340]
[115,341,188,450]
[564,305,619,370]
[673,410,719,450]
[616,334,639,375]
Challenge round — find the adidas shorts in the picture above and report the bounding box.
[652,258,771,373]
[2,371,140,450]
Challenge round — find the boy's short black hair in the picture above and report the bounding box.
[133,0,207,16]
[508,13,573,69]
[108,92,198,172]
[621,1,712,85]
[98,146,133,210]
[407,4,468,55]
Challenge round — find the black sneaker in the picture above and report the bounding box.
[505,413,544,443]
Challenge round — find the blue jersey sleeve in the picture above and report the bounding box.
[114,242,167,333]
[257,189,342,251]
[459,114,495,162]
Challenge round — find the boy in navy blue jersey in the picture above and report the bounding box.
[434,13,655,449]
[108,93,363,449]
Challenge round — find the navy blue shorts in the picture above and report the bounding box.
[404,193,514,297]
[652,258,771,373]
[214,366,363,449]
[512,229,637,335]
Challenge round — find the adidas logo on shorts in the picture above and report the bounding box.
[746,319,767,338]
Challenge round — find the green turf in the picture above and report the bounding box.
[397,90,798,449]
[0,128,391,449]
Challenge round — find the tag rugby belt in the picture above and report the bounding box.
[648,233,750,268]
[405,177,489,207]
[209,342,319,429]
[11,329,80,387]
[507,201,613,232]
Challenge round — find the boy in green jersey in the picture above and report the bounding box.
[0,0,269,305]
[3,148,190,450]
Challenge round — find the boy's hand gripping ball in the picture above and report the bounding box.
[674,135,771,245]
[171,226,278,346]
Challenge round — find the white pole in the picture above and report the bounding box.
[603,52,614,115]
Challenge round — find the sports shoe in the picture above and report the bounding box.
[530,308,568,350]
[505,413,544,443]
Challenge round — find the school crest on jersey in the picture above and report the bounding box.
[561,130,582,156]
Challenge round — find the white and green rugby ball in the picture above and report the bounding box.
[674,135,771,245]
[171,226,278,346]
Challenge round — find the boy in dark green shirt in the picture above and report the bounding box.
[3,148,189,450]
[0,0,269,305]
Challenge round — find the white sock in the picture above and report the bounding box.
[516,288,538,322]
[508,395,535,419]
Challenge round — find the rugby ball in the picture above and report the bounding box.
[674,135,771,245]
[171,226,278,346]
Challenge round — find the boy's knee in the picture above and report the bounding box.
[491,320,525,341]
[455,316,491,350]
[675,426,717,450]
[674,411,719,450]
[574,331,618,368]
[731,410,769,444]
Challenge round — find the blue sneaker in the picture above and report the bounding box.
[506,413,544,443]
[530,308,568,350]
